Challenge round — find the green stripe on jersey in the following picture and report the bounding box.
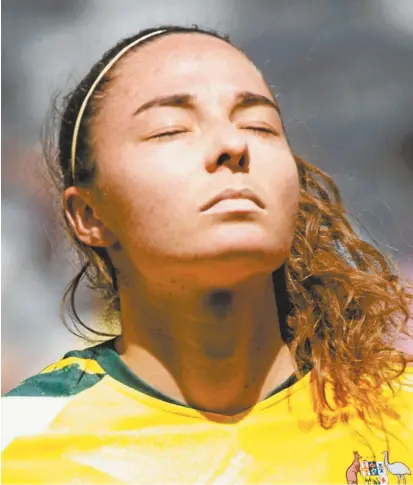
[5,362,105,397]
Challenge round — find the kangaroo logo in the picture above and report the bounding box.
[346,451,362,484]
[346,450,411,484]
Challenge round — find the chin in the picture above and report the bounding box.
[186,244,287,287]
[200,260,282,288]
[209,229,288,257]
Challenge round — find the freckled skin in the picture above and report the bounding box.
[65,33,301,414]
[90,33,300,286]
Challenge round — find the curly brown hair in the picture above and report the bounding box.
[286,155,413,427]
[44,24,413,427]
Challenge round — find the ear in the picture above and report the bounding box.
[63,186,117,248]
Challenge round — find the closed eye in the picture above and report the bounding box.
[150,130,188,140]
[242,126,277,136]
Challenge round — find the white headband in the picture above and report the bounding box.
[70,29,167,181]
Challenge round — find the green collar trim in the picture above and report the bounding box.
[93,338,307,409]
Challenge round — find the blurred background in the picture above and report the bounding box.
[2,0,413,394]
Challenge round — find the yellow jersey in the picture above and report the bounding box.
[2,339,412,484]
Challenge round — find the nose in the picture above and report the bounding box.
[204,125,249,173]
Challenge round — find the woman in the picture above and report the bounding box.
[2,25,412,484]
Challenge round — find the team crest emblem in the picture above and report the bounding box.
[346,450,411,484]
[359,459,388,484]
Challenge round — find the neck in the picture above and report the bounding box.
[115,271,296,415]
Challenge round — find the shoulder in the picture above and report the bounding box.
[4,341,112,398]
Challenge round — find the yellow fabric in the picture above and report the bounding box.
[41,357,105,375]
[2,367,413,484]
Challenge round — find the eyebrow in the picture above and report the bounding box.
[233,91,281,116]
[132,91,281,117]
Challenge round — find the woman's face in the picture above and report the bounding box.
[88,33,300,285]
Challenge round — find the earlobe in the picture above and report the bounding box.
[63,187,117,248]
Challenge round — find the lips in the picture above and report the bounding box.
[200,187,265,211]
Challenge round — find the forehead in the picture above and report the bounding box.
[109,33,273,104]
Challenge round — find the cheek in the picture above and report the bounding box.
[279,166,300,215]
[272,177,300,241]
[96,155,196,242]
[259,148,300,214]
[102,181,181,236]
